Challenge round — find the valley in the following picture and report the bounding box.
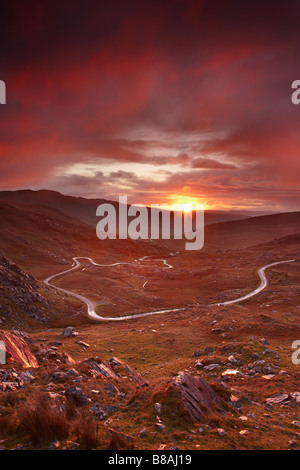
[0,190,299,450]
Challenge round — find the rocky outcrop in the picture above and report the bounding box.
[0,330,38,368]
[0,254,48,324]
[129,372,229,425]
[65,386,90,407]
[170,372,227,422]
[85,356,148,386]
[109,357,148,386]
[107,428,135,450]
[86,359,119,380]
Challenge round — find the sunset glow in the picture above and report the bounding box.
[0,1,299,212]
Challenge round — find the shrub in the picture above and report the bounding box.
[74,412,100,449]
[19,393,70,445]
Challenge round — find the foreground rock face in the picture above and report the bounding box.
[107,428,135,450]
[0,331,38,368]
[129,372,229,425]
[170,372,227,422]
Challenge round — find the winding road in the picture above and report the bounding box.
[212,259,295,306]
[44,256,179,321]
[44,257,295,321]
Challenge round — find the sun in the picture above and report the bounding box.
[179,202,194,212]
[169,196,204,212]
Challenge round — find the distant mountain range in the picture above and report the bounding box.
[0,188,279,228]
[0,189,299,267]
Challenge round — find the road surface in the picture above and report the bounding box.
[44,256,178,321]
[212,259,295,306]
[44,257,295,321]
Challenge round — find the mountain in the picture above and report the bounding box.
[0,189,251,229]
[204,211,300,251]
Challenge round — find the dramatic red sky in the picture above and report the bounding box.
[1,0,300,210]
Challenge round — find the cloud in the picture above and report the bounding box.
[0,0,300,210]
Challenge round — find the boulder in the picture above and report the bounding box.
[107,428,134,450]
[0,331,38,369]
[109,357,148,386]
[170,372,227,422]
[62,327,76,338]
[65,386,90,407]
[129,372,229,425]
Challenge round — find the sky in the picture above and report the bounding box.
[0,0,300,211]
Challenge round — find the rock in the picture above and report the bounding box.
[138,427,147,437]
[260,338,270,345]
[252,353,263,361]
[266,394,289,405]
[18,371,34,384]
[239,430,249,435]
[77,340,90,349]
[203,347,217,355]
[228,355,242,366]
[218,428,226,436]
[292,421,300,427]
[204,363,221,371]
[66,368,80,377]
[48,440,60,450]
[195,360,204,369]
[291,392,300,403]
[109,357,148,386]
[239,416,248,421]
[221,369,243,378]
[107,428,134,450]
[62,327,76,338]
[230,395,242,410]
[86,360,119,380]
[289,440,298,449]
[65,386,90,407]
[0,331,38,369]
[106,383,121,396]
[154,403,162,414]
[262,365,274,375]
[155,417,166,430]
[167,372,227,423]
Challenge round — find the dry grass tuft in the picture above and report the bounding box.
[19,392,70,445]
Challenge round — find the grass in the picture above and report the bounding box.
[19,393,70,445]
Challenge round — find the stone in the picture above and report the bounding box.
[266,394,289,405]
[107,428,134,450]
[260,338,270,345]
[204,363,221,371]
[154,403,162,414]
[0,331,38,369]
[195,360,204,369]
[106,383,120,396]
[62,327,76,338]
[109,357,148,386]
[169,372,227,422]
[222,369,243,378]
[65,386,90,407]
[291,392,300,403]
